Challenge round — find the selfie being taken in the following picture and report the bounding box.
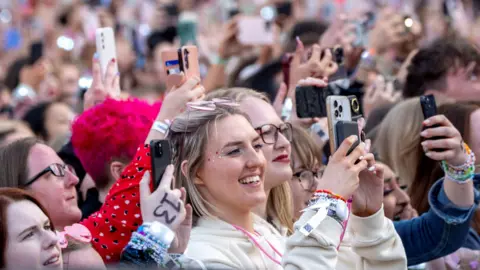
[1,0,480,269]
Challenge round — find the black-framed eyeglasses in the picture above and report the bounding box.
[293,169,323,191]
[255,123,293,145]
[24,163,76,187]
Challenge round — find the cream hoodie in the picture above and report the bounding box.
[183,206,407,269]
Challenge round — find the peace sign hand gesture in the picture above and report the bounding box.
[140,166,186,231]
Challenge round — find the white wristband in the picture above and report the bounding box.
[152,120,171,135]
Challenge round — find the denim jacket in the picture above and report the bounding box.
[395,174,480,266]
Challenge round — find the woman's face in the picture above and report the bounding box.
[196,115,267,214]
[470,109,480,164]
[4,200,62,270]
[27,143,81,229]
[289,150,319,220]
[379,163,416,221]
[240,97,292,191]
[44,103,74,144]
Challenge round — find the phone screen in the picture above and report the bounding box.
[29,42,43,65]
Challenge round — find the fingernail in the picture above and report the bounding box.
[93,53,98,60]
[425,152,432,157]
[349,135,358,143]
[368,166,376,172]
[424,119,430,125]
[359,155,365,160]
[116,72,120,76]
[111,58,116,63]
[420,131,427,137]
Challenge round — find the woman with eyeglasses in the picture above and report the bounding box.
[289,124,324,220]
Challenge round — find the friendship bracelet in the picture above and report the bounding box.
[151,120,171,135]
[314,190,347,202]
[441,142,476,183]
[129,232,170,266]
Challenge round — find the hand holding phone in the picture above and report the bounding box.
[95,27,118,80]
[161,45,200,90]
[150,140,173,191]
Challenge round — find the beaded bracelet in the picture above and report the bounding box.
[129,232,170,266]
[441,142,476,183]
[314,190,347,202]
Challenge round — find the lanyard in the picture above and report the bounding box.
[338,198,353,249]
[232,224,283,266]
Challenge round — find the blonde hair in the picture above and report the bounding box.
[290,125,323,171]
[206,88,294,233]
[167,105,248,221]
[374,98,424,186]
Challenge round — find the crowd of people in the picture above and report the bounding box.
[1,0,480,269]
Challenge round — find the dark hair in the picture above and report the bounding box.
[4,58,30,91]
[0,188,55,268]
[22,102,54,142]
[404,36,480,98]
[0,137,39,188]
[409,102,480,214]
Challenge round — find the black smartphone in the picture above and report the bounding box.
[420,94,437,120]
[420,94,446,151]
[295,85,328,118]
[276,2,292,17]
[164,3,179,17]
[150,140,172,190]
[29,41,43,65]
[335,120,360,156]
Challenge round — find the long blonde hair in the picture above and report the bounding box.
[374,98,424,187]
[206,88,294,234]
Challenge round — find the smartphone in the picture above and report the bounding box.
[178,12,198,46]
[95,27,118,80]
[295,85,328,118]
[178,46,200,80]
[336,121,360,155]
[326,96,353,153]
[150,140,172,190]
[237,16,274,45]
[29,41,43,65]
[164,3,179,17]
[420,94,446,151]
[161,49,184,90]
[420,94,437,120]
[403,15,413,33]
[276,1,292,17]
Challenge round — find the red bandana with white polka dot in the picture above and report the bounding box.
[81,144,151,263]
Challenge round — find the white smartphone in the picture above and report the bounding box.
[326,96,352,153]
[237,16,274,45]
[95,27,118,80]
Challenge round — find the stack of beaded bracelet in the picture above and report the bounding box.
[305,190,349,228]
[441,143,476,183]
[128,231,171,266]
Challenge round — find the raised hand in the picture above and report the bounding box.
[362,75,402,118]
[318,136,369,199]
[159,76,205,121]
[83,55,120,111]
[353,154,384,217]
[139,166,186,231]
[421,115,468,166]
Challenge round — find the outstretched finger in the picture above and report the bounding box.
[139,171,152,199]
[92,55,102,88]
[273,82,288,116]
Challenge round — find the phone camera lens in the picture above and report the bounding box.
[334,101,338,107]
[351,98,359,112]
[338,105,343,113]
[335,110,339,117]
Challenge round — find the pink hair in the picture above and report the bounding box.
[71,98,161,186]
